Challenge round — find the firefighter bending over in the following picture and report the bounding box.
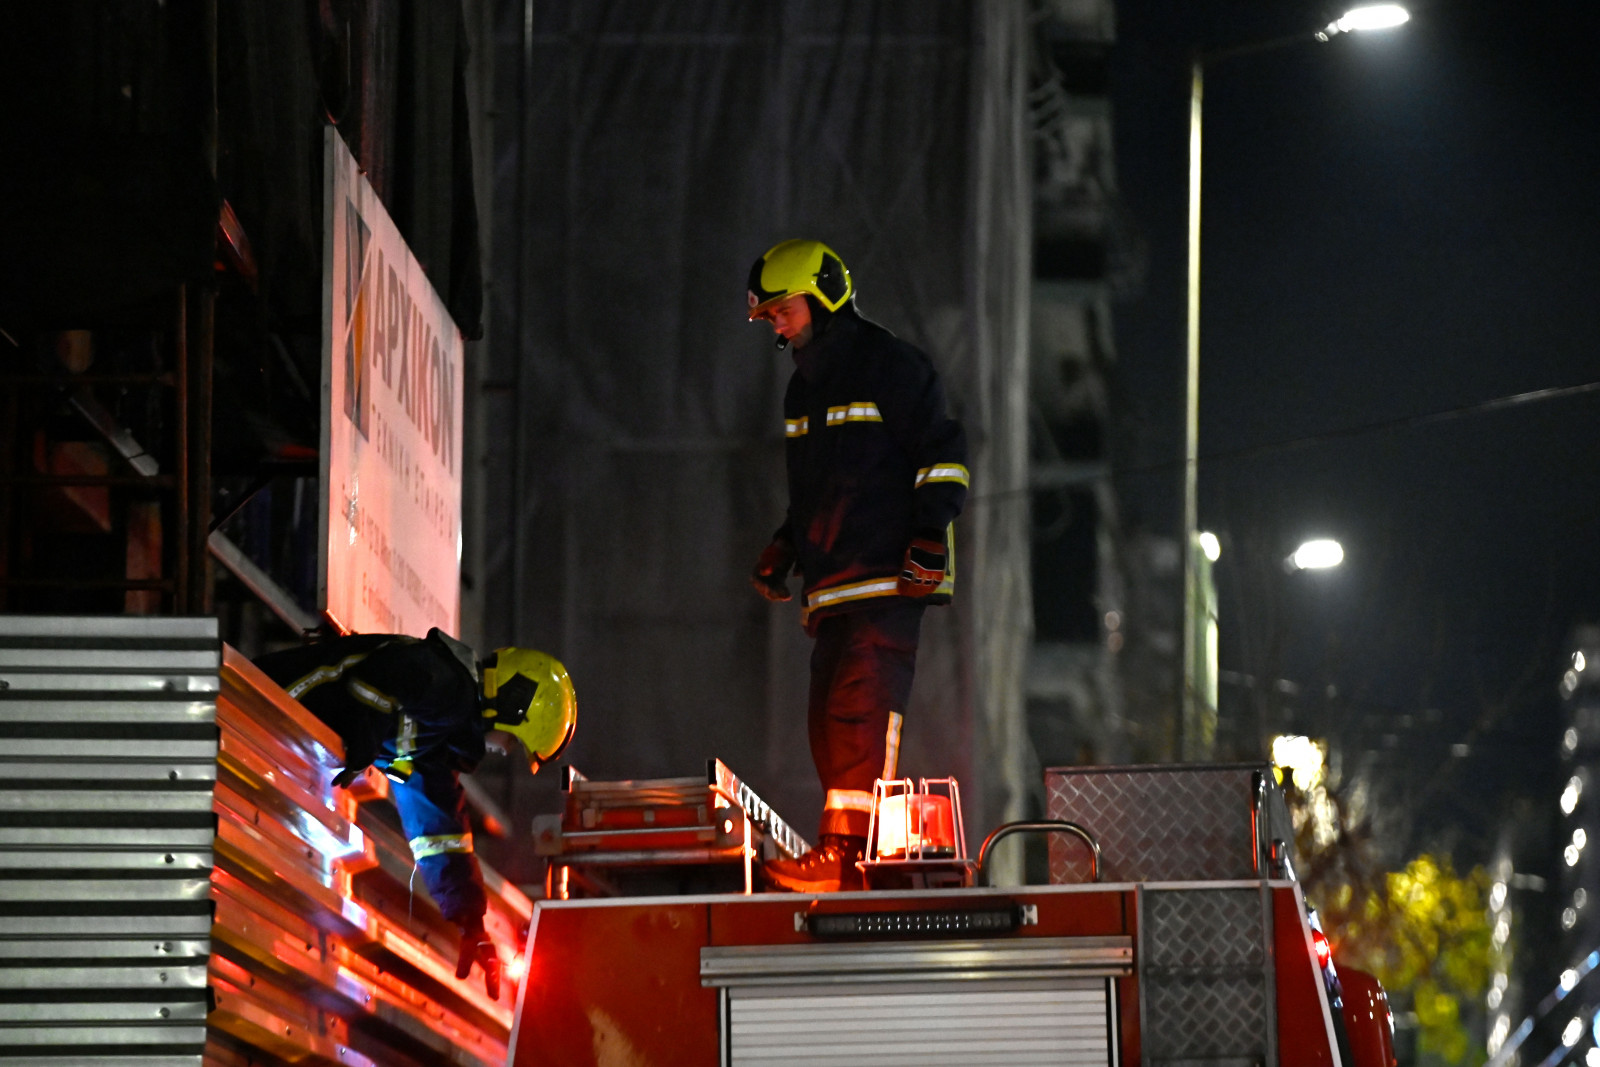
[747,239,969,892]
[256,630,576,995]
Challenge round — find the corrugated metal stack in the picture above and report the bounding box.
[207,646,529,1067]
[0,615,222,1066]
[0,618,532,1066]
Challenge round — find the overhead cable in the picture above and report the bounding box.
[967,377,1600,507]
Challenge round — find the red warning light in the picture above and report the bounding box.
[1312,928,1332,968]
[874,792,956,859]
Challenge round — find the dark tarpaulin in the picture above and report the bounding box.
[479,1,1032,858]
[0,0,483,342]
[0,3,217,328]
[221,0,486,340]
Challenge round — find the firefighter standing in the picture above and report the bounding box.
[255,629,576,995]
[747,239,969,892]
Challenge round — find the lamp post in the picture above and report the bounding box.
[1180,6,1408,761]
[1214,534,1345,757]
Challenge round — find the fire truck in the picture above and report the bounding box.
[507,761,1396,1067]
[0,618,1392,1066]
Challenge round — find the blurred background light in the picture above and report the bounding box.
[1272,734,1327,790]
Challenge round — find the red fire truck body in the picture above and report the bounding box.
[506,763,1394,1067]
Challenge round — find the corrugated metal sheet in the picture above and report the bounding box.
[0,618,523,1066]
[207,646,528,1067]
[0,615,221,1065]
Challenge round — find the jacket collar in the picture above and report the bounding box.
[427,627,481,685]
[792,309,861,384]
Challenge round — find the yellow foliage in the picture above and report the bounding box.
[1290,784,1492,1067]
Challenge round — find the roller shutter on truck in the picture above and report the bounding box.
[702,937,1126,1067]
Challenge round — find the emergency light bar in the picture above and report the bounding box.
[801,902,1038,939]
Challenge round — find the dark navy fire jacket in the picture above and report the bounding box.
[776,308,969,631]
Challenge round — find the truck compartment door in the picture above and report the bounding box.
[703,935,1130,1067]
[723,978,1115,1067]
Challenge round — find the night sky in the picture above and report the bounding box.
[1109,0,1600,858]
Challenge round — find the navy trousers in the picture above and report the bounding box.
[808,600,926,839]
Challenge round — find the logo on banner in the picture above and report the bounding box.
[343,201,371,439]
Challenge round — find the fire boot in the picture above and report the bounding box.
[762,834,866,893]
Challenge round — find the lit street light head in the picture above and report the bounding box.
[1319,4,1410,40]
[1288,539,1345,571]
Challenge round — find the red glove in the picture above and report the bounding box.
[750,539,797,602]
[456,918,502,999]
[898,537,947,597]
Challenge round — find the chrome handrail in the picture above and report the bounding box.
[976,820,1101,885]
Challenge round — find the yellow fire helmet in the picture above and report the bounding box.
[480,648,576,774]
[746,239,853,319]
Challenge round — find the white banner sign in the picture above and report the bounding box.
[319,126,463,637]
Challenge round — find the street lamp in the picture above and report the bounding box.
[1320,4,1411,38]
[1180,7,1408,761]
[1287,539,1345,571]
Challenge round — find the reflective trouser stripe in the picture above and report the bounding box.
[882,712,904,781]
[410,833,474,859]
[823,789,876,814]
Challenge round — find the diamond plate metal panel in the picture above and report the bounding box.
[1045,765,1263,883]
[1144,889,1265,969]
[0,615,220,1065]
[1143,975,1268,1059]
[1141,888,1273,1066]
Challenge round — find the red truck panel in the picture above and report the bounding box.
[509,883,1339,1067]
[507,901,718,1067]
[1274,884,1342,1067]
[1340,966,1397,1067]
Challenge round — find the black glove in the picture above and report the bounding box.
[455,918,502,999]
[750,538,797,602]
[897,537,947,597]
